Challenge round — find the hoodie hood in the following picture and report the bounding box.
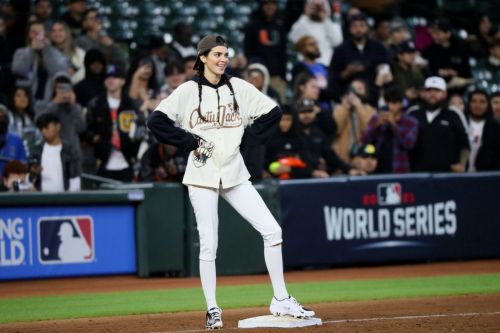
[247,63,271,95]
[83,49,107,77]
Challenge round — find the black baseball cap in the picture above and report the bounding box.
[193,35,228,70]
[105,64,127,79]
[395,40,416,54]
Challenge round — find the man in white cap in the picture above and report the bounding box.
[408,76,470,172]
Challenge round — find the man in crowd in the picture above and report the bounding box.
[408,76,469,172]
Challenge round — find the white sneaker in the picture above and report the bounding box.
[205,307,223,330]
[269,296,315,318]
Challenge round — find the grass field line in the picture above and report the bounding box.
[150,311,500,333]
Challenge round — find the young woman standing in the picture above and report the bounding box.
[147,35,314,329]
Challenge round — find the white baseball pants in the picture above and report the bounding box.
[188,181,283,261]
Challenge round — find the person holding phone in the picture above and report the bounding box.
[12,21,70,103]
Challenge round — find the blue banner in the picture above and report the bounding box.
[281,173,500,268]
[0,205,136,280]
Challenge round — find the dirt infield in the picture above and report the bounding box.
[1,260,500,333]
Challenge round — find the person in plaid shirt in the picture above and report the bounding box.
[362,87,418,173]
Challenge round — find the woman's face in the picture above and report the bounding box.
[29,23,45,42]
[300,79,320,100]
[202,46,229,77]
[50,23,67,45]
[14,88,29,110]
[469,93,489,118]
[279,114,293,132]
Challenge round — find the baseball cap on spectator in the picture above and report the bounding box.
[433,18,452,32]
[295,98,315,113]
[395,41,416,54]
[390,17,408,32]
[348,13,368,25]
[351,143,377,158]
[105,64,127,79]
[424,76,447,91]
[193,35,228,70]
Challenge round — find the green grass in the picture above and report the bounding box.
[1,273,500,324]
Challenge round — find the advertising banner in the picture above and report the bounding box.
[281,173,500,268]
[0,205,136,280]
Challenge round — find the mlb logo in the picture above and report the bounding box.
[38,216,94,264]
[377,183,402,205]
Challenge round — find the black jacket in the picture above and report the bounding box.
[30,141,80,191]
[473,117,500,171]
[409,105,470,172]
[85,93,141,168]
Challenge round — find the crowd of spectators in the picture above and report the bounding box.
[0,0,499,192]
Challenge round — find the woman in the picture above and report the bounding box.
[147,35,314,329]
[50,21,86,84]
[7,86,41,157]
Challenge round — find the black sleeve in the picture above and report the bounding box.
[147,111,198,151]
[244,106,282,146]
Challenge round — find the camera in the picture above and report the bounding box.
[12,179,31,192]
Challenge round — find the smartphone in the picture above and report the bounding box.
[378,64,390,76]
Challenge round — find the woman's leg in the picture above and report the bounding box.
[188,185,220,310]
[220,182,288,300]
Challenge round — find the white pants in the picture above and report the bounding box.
[188,182,282,261]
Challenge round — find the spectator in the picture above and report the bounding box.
[0,160,33,192]
[391,41,425,104]
[183,55,198,81]
[295,98,360,176]
[264,104,313,179]
[362,87,418,173]
[244,0,288,101]
[408,76,470,172]
[85,65,140,182]
[491,92,500,122]
[49,21,86,84]
[293,72,336,137]
[30,112,80,191]
[74,48,107,108]
[288,0,343,67]
[245,63,281,105]
[76,8,127,71]
[6,86,41,157]
[35,73,85,164]
[11,21,70,103]
[372,15,392,47]
[159,61,186,100]
[0,15,15,104]
[329,13,390,103]
[60,0,86,37]
[31,0,53,31]
[332,79,376,164]
[147,35,171,87]
[0,107,27,177]
[291,35,329,103]
[126,55,159,111]
[386,17,411,59]
[139,142,187,182]
[468,15,498,59]
[474,38,500,92]
[448,92,465,114]
[350,143,378,175]
[421,18,473,90]
[465,89,500,171]
[168,22,197,61]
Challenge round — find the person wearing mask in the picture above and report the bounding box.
[85,65,140,182]
[362,87,418,174]
[408,76,470,172]
[11,21,70,103]
[465,89,500,171]
[288,0,343,67]
[74,48,107,107]
[0,107,27,177]
[30,112,80,191]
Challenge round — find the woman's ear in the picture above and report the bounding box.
[200,55,207,64]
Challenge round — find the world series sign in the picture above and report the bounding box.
[280,173,500,268]
[0,206,136,280]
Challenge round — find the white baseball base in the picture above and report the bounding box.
[238,315,322,328]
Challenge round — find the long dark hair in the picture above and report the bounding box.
[194,39,239,122]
